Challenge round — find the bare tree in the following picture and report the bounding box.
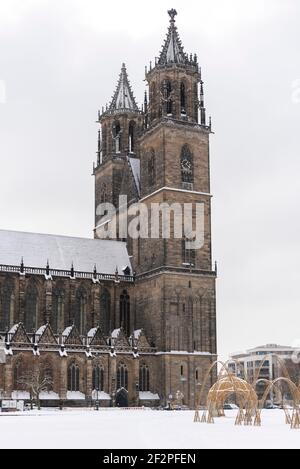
[18,366,53,410]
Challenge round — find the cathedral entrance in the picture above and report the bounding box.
[116,389,129,408]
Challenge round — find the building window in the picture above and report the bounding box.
[24,283,38,333]
[68,364,80,392]
[75,287,87,335]
[52,287,65,334]
[163,80,172,115]
[195,369,199,381]
[0,279,14,331]
[129,122,135,153]
[182,238,196,267]
[181,366,184,377]
[100,289,111,336]
[92,365,104,391]
[180,82,186,114]
[148,149,156,187]
[114,122,121,153]
[102,124,107,157]
[139,365,150,392]
[181,144,194,187]
[120,290,130,337]
[117,364,128,390]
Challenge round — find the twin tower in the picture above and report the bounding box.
[93,9,217,402]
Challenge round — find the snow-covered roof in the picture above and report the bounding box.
[87,328,98,339]
[35,325,48,336]
[62,326,73,337]
[109,64,139,113]
[129,158,140,196]
[139,392,160,401]
[0,229,131,275]
[133,330,142,340]
[111,329,121,339]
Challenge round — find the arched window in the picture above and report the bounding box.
[182,237,196,267]
[24,283,38,333]
[139,365,150,392]
[148,149,156,188]
[93,365,104,391]
[181,83,186,114]
[120,290,130,337]
[114,122,121,154]
[166,81,172,115]
[0,279,14,331]
[100,183,108,204]
[75,287,87,335]
[129,122,135,153]
[68,364,80,392]
[100,289,111,335]
[181,144,194,185]
[52,286,65,334]
[117,363,128,390]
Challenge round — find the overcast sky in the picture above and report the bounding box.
[0,0,300,360]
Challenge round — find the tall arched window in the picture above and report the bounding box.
[139,365,150,392]
[75,287,87,335]
[180,82,186,114]
[24,283,38,333]
[117,363,128,390]
[52,286,65,334]
[129,122,135,153]
[68,364,80,392]
[114,122,121,153]
[148,149,156,188]
[120,290,130,337]
[181,144,194,186]
[100,289,111,335]
[93,365,104,391]
[100,183,108,204]
[0,279,14,331]
[165,81,172,115]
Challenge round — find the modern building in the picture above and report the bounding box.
[228,344,299,403]
[0,9,217,408]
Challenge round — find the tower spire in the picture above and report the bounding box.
[109,63,139,113]
[158,10,188,66]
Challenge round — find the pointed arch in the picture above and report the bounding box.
[181,144,194,185]
[75,286,87,336]
[180,82,187,114]
[129,121,135,153]
[113,121,122,154]
[24,282,38,333]
[52,284,65,334]
[117,363,128,391]
[92,364,104,391]
[139,364,150,392]
[0,278,14,331]
[68,363,80,392]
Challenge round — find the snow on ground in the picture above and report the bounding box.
[0,409,299,449]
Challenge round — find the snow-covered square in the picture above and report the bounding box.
[0,409,299,449]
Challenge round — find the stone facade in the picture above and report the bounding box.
[0,10,217,408]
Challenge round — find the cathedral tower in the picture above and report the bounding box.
[94,64,143,233]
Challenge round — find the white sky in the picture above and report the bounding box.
[0,0,300,360]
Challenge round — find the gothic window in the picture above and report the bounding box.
[182,238,196,267]
[24,283,38,333]
[181,82,186,114]
[52,286,65,334]
[68,363,80,392]
[100,183,108,204]
[139,365,150,392]
[129,122,135,153]
[148,149,156,188]
[117,363,128,390]
[75,287,87,335]
[120,290,130,337]
[92,365,104,391]
[0,279,14,331]
[165,81,173,115]
[150,83,156,119]
[100,289,111,335]
[181,144,194,185]
[113,122,121,154]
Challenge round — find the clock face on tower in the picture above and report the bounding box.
[181,158,192,171]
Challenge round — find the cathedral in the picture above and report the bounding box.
[0,10,217,408]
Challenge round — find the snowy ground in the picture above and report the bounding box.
[0,409,299,449]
